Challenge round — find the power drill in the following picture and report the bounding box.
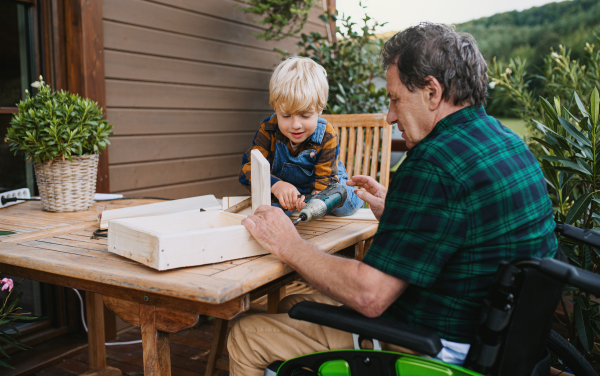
[292,182,348,225]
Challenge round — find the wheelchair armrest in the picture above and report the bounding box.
[288,301,443,357]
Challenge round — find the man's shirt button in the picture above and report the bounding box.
[310,152,316,158]
[276,140,281,144]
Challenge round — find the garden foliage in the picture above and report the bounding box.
[533,89,600,353]
[5,77,113,164]
[491,32,600,353]
[238,0,317,41]
[278,11,388,114]
[489,40,600,130]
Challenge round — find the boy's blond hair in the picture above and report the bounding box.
[269,57,328,114]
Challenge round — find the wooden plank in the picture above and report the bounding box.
[380,122,392,188]
[86,292,107,372]
[1,222,96,244]
[354,126,364,176]
[109,133,253,165]
[109,155,242,195]
[140,305,171,376]
[114,177,248,200]
[362,127,373,175]
[104,50,271,90]
[103,21,280,70]
[0,254,252,315]
[100,195,221,230]
[267,286,286,314]
[80,0,109,193]
[290,208,377,223]
[322,113,388,128]
[339,127,347,170]
[346,127,356,177]
[150,0,327,37]
[105,80,270,110]
[108,211,268,270]
[106,109,268,136]
[205,318,228,376]
[102,0,299,53]
[223,197,252,214]
[370,127,380,182]
[103,296,198,332]
[251,150,271,214]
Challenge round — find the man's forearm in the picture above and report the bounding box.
[278,240,406,317]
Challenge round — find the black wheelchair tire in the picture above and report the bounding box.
[547,329,597,376]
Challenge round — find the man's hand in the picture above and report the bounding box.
[347,175,387,220]
[271,181,305,211]
[242,205,303,259]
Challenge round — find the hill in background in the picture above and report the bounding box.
[376,0,600,119]
[455,0,600,66]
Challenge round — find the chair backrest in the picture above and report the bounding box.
[321,114,393,189]
[465,255,565,376]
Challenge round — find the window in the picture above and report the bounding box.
[0,0,35,195]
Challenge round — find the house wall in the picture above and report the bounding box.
[102,0,329,198]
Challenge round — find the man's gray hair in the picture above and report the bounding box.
[382,23,488,107]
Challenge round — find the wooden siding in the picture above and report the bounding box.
[103,0,329,198]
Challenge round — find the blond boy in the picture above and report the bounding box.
[239,57,363,215]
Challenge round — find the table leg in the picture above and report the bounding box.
[267,286,287,314]
[205,318,229,376]
[363,237,373,258]
[140,305,171,376]
[81,293,121,376]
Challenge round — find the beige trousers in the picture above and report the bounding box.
[227,294,414,376]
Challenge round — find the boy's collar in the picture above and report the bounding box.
[264,114,327,144]
[310,117,327,144]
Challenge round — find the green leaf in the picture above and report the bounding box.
[335,94,346,104]
[540,97,560,126]
[574,92,590,117]
[0,358,15,369]
[559,116,591,147]
[574,296,594,353]
[540,156,591,175]
[591,88,599,126]
[565,192,593,225]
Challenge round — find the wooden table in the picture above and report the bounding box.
[0,200,377,376]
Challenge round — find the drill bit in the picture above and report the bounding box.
[292,217,302,226]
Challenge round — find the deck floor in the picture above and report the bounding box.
[33,318,230,376]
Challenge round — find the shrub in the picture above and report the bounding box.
[5,77,113,164]
[278,11,388,114]
[533,89,600,353]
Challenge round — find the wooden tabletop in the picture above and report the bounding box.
[0,200,378,319]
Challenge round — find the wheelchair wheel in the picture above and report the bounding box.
[547,330,597,376]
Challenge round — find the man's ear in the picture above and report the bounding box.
[424,76,444,110]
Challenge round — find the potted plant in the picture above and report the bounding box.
[4,76,113,212]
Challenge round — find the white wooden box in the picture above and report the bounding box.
[108,210,268,270]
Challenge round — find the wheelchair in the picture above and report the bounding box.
[265,224,600,376]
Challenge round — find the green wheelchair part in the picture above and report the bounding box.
[274,350,482,376]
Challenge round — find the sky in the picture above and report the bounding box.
[335,0,562,33]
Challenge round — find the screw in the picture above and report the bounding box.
[161,249,164,252]
[364,357,371,365]
[143,295,149,302]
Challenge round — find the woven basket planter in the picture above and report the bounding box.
[33,154,99,212]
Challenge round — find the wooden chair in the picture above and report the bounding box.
[204,113,393,376]
[322,113,393,189]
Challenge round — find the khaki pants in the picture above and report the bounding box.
[227,294,415,376]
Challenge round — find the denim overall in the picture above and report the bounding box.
[270,116,364,217]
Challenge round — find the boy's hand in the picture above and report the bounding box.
[272,181,305,211]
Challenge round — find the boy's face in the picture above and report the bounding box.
[275,109,320,144]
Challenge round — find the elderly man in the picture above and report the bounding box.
[228,23,557,375]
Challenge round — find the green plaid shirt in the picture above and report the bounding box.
[363,106,557,343]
